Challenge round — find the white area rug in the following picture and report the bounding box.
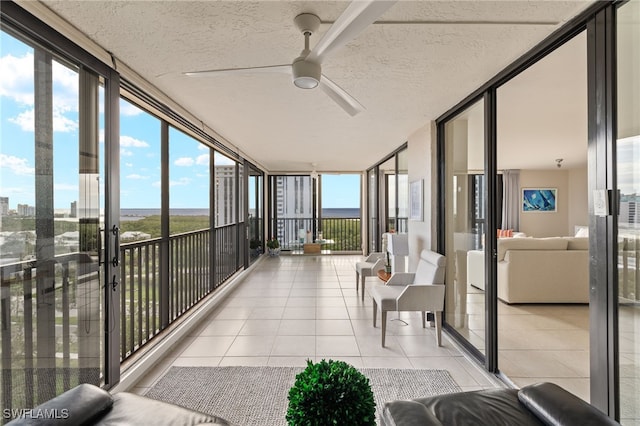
[145,366,461,426]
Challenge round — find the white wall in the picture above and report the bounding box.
[407,122,437,271]
[519,168,587,237]
[568,168,588,233]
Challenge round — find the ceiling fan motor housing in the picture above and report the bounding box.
[292,58,321,89]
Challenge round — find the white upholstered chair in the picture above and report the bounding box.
[355,252,385,301]
[370,250,446,347]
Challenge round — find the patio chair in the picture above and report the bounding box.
[355,252,385,301]
[370,250,446,347]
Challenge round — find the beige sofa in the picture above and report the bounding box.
[467,237,589,304]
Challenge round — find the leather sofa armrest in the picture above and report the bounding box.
[7,383,113,425]
[518,383,619,426]
[381,400,444,426]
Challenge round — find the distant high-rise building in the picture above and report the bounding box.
[214,165,236,226]
[620,201,640,226]
[70,201,77,218]
[273,176,314,243]
[17,204,35,217]
[0,197,8,216]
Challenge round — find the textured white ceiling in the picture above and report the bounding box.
[40,0,593,172]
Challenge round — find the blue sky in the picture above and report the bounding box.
[0,30,361,211]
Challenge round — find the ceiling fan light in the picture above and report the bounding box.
[292,59,320,89]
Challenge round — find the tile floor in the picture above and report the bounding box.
[131,254,501,395]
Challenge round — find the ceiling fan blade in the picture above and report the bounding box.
[319,75,365,117]
[306,0,396,64]
[184,64,291,77]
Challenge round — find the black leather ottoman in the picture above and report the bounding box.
[380,382,620,426]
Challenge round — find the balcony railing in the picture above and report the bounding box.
[1,253,101,413]
[120,226,242,362]
[272,217,361,252]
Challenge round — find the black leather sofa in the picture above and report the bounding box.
[6,383,232,425]
[381,382,620,426]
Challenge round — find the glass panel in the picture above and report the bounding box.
[497,33,588,400]
[169,128,210,234]
[118,100,162,360]
[617,1,640,422]
[379,157,396,232]
[272,176,313,251]
[119,99,161,239]
[444,100,486,354]
[320,174,361,252]
[213,151,236,227]
[213,152,237,283]
[397,149,409,233]
[248,166,263,264]
[368,168,378,253]
[0,32,104,412]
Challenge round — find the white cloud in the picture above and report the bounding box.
[121,135,150,148]
[169,177,191,187]
[198,144,209,151]
[7,106,78,133]
[196,154,209,166]
[121,149,134,157]
[120,99,143,116]
[2,52,80,133]
[214,152,235,166]
[0,52,34,105]
[174,157,194,166]
[0,154,34,175]
[126,174,148,180]
[125,162,133,168]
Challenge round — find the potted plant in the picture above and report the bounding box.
[286,359,376,426]
[249,238,262,255]
[266,237,280,256]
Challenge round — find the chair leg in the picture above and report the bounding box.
[372,299,377,327]
[361,275,366,301]
[381,311,387,347]
[435,311,442,347]
[355,271,360,292]
[422,311,426,328]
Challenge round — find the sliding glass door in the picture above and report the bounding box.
[616,1,640,422]
[247,165,263,264]
[443,100,486,358]
[0,30,107,409]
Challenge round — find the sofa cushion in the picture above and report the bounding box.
[98,392,231,425]
[518,382,619,426]
[7,383,113,425]
[382,388,544,426]
[380,400,443,426]
[497,237,568,261]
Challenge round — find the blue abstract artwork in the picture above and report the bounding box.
[522,188,557,212]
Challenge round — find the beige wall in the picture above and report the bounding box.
[407,122,437,271]
[519,168,587,237]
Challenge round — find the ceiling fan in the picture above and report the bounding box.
[184,1,397,116]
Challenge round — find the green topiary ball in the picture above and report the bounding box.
[286,359,376,426]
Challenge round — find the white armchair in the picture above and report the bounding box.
[355,252,385,301]
[370,250,446,347]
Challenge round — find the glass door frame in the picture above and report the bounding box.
[1,3,122,388]
[436,0,621,419]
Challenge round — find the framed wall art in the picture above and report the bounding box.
[522,188,557,212]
